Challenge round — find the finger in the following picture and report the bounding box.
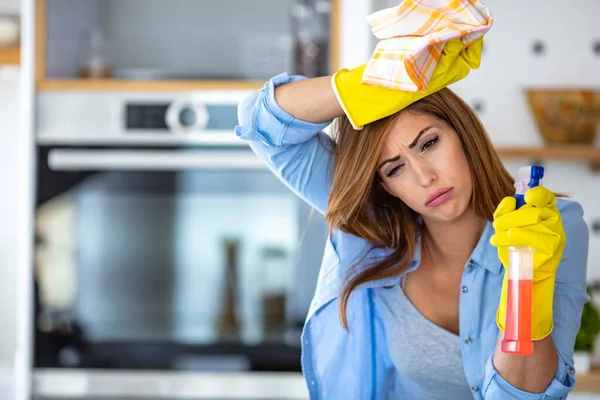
[461,37,484,69]
[490,227,559,255]
[493,196,517,220]
[525,186,556,208]
[538,204,561,225]
[440,38,464,58]
[434,39,464,76]
[493,206,541,232]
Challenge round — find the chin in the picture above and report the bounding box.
[425,199,469,223]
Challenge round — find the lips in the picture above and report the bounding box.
[425,187,454,207]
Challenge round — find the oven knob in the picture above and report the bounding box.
[178,107,197,128]
[166,101,209,133]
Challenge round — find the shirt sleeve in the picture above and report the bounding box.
[235,73,335,215]
[482,200,590,399]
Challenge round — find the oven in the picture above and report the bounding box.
[32,90,328,399]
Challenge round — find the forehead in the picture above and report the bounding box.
[384,111,442,146]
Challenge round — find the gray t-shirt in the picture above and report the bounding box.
[374,282,474,400]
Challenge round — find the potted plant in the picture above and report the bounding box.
[574,286,600,374]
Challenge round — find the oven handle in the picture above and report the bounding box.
[47,149,269,171]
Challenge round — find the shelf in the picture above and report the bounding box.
[0,46,20,65]
[37,79,265,92]
[496,145,600,171]
[496,146,600,160]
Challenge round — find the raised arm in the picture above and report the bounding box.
[236,73,344,214]
[273,76,343,123]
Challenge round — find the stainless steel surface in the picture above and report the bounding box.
[33,369,309,399]
[33,118,325,371]
[47,149,268,171]
[36,133,246,146]
[37,90,250,146]
[113,68,239,81]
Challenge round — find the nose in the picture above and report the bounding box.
[412,157,437,187]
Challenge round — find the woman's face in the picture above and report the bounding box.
[376,110,473,224]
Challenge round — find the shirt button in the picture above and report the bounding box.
[465,337,473,344]
[311,380,316,385]
[461,286,469,293]
[471,385,479,392]
[568,367,575,375]
[468,260,475,268]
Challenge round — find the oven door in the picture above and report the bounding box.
[33,145,327,398]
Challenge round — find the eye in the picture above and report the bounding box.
[386,164,404,178]
[421,136,439,152]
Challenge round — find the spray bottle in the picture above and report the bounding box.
[501,165,544,356]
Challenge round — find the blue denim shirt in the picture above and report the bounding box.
[235,73,590,400]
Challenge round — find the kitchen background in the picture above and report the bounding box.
[1,0,600,399]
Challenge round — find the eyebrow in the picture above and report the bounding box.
[377,125,436,171]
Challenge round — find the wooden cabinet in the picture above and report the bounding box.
[35,0,340,91]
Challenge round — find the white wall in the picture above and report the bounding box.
[0,0,20,15]
[450,0,600,280]
[0,2,22,399]
[0,65,20,400]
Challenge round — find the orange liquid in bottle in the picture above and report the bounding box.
[501,278,533,355]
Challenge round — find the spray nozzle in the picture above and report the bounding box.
[514,166,544,208]
[515,166,544,195]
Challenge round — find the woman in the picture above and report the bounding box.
[235,65,589,399]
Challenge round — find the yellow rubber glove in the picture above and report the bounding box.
[490,186,566,340]
[331,37,484,130]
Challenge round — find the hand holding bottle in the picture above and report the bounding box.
[491,186,566,342]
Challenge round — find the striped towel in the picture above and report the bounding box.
[363,0,493,92]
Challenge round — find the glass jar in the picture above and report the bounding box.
[260,247,290,337]
[79,30,114,79]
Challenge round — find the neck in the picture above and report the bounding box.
[421,209,487,266]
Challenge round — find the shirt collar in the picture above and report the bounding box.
[409,222,502,275]
[354,221,502,292]
[469,221,502,275]
[360,236,422,290]
[374,220,502,282]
